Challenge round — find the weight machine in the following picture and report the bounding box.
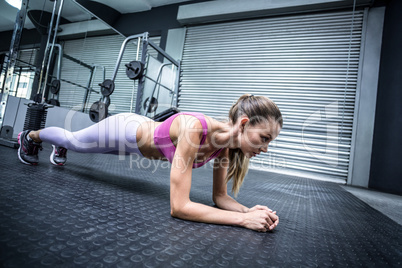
[92,32,181,122]
[0,0,181,149]
[45,44,106,111]
[0,0,29,147]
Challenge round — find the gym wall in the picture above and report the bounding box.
[369,0,402,195]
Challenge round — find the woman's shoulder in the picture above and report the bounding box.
[174,112,208,128]
[175,112,227,136]
[171,114,205,140]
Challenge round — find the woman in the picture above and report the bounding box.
[18,94,283,232]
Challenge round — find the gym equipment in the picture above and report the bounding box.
[83,65,105,112]
[89,100,108,123]
[33,94,42,103]
[47,75,101,94]
[23,103,49,131]
[142,59,176,117]
[125,61,144,80]
[47,99,60,106]
[46,78,61,106]
[152,107,180,122]
[77,65,104,112]
[58,52,105,112]
[36,0,65,103]
[0,0,29,129]
[99,79,115,97]
[39,44,62,107]
[135,35,180,117]
[0,125,13,139]
[95,32,180,122]
[49,79,61,94]
[143,97,158,114]
[43,45,105,112]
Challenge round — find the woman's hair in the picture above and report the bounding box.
[226,94,283,196]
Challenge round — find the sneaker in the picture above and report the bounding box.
[17,130,42,165]
[50,145,67,166]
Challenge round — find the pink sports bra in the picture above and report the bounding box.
[153,112,223,168]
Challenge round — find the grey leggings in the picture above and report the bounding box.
[39,113,151,156]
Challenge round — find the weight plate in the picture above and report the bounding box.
[89,101,108,122]
[33,94,42,103]
[125,61,144,80]
[89,101,100,122]
[50,79,61,94]
[100,79,115,97]
[48,99,60,106]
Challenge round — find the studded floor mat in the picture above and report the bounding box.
[0,144,401,267]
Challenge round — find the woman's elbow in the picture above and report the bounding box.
[212,193,226,205]
[170,207,179,218]
[170,203,188,218]
[212,196,218,205]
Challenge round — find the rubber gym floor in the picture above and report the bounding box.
[0,144,401,267]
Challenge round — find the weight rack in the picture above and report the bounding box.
[94,32,181,122]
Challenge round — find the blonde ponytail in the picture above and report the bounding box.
[225,94,283,196]
[226,148,249,196]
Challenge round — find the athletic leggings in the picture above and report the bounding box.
[39,113,151,156]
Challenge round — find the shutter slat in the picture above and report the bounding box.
[179,10,363,181]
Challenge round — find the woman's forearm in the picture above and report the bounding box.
[171,200,245,227]
[213,194,249,213]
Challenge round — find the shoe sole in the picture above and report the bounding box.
[50,145,65,166]
[17,132,37,166]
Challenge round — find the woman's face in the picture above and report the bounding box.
[239,117,281,158]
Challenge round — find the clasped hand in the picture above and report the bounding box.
[244,205,279,232]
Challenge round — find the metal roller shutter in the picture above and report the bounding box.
[59,34,160,114]
[179,10,364,181]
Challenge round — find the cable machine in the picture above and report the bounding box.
[0,0,29,147]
